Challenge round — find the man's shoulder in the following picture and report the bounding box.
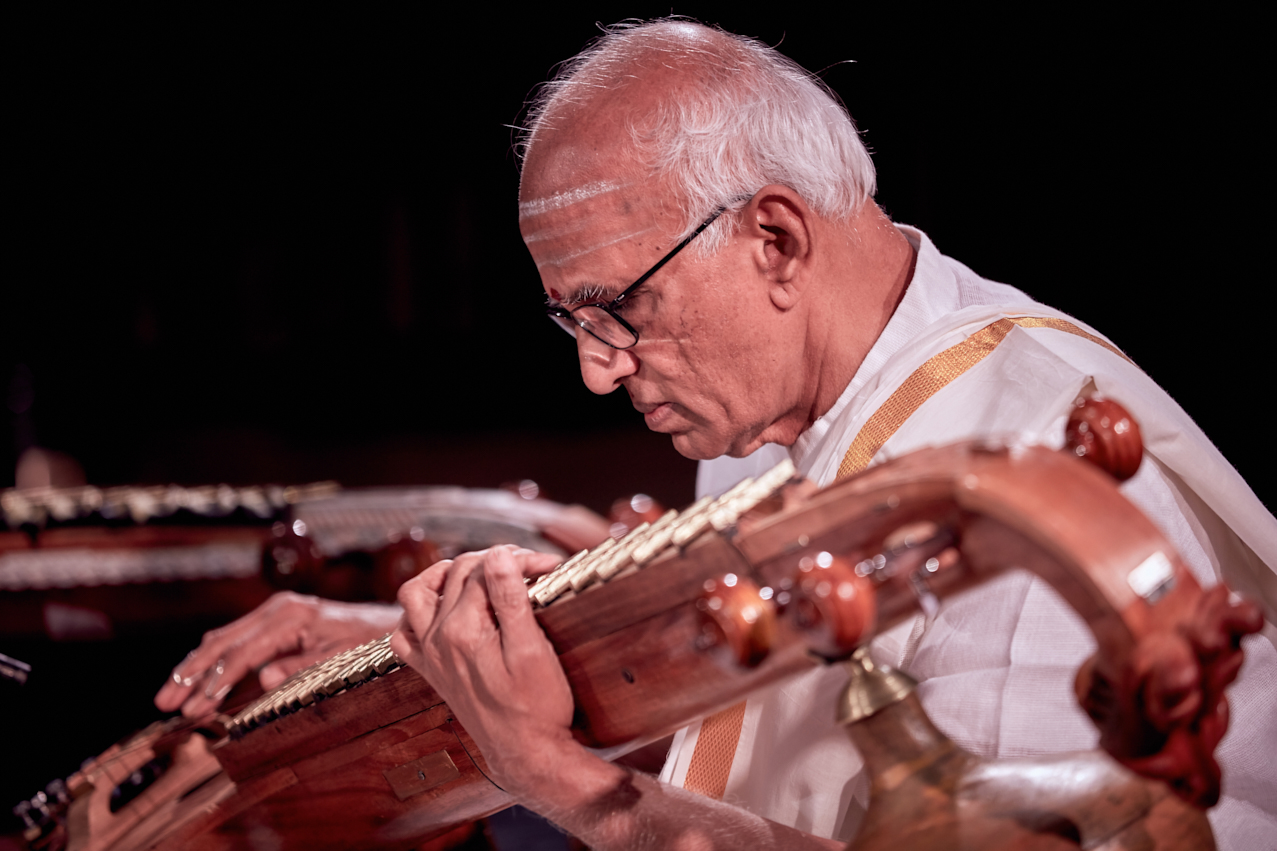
[901,225,1041,318]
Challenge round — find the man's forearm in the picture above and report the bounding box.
[516,743,842,851]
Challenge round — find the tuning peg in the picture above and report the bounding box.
[1065,395,1143,482]
[13,800,36,830]
[786,552,876,660]
[44,778,69,806]
[694,573,776,668]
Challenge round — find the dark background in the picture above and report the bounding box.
[7,7,1272,510]
[3,4,1271,832]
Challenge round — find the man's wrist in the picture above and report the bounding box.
[501,739,634,828]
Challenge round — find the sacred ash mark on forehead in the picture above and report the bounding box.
[517,179,628,219]
[521,178,657,277]
[534,227,656,275]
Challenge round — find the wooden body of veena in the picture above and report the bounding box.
[55,440,1223,850]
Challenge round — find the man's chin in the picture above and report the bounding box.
[669,430,761,462]
[669,431,725,462]
[671,428,781,463]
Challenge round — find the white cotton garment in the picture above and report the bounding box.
[665,227,1277,850]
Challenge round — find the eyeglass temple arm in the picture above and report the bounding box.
[611,208,726,309]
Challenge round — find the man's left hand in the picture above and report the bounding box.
[390,545,572,795]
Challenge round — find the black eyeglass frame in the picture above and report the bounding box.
[545,207,726,350]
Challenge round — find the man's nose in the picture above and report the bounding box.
[577,330,638,394]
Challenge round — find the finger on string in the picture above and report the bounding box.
[390,610,428,669]
[445,552,505,643]
[397,559,453,639]
[394,611,416,642]
[181,686,232,719]
[432,552,486,629]
[390,626,425,670]
[516,549,567,579]
[487,547,552,670]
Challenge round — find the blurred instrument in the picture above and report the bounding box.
[14,398,1261,850]
[0,483,333,638]
[1,482,610,637]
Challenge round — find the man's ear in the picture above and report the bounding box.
[740,186,814,310]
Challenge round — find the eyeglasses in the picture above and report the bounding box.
[545,208,725,350]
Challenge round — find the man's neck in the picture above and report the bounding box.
[801,205,916,435]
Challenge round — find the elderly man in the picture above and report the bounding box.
[159,20,1277,850]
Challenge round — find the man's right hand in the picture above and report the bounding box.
[154,591,401,718]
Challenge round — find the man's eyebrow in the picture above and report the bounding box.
[550,283,618,308]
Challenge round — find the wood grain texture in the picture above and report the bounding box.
[215,664,443,782]
[204,723,506,851]
[131,712,508,851]
[561,601,816,747]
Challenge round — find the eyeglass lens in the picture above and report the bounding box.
[552,305,635,349]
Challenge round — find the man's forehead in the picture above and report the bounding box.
[519,129,675,295]
[519,169,672,280]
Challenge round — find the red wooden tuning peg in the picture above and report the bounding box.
[694,573,777,668]
[1065,395,1143,482]
[786,552,876,660]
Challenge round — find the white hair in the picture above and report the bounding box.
[520,19,877,254]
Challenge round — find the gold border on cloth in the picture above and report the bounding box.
[835,316,1130,480]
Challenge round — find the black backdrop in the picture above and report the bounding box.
[2,3,1272,835]
[7,6,1271,508]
